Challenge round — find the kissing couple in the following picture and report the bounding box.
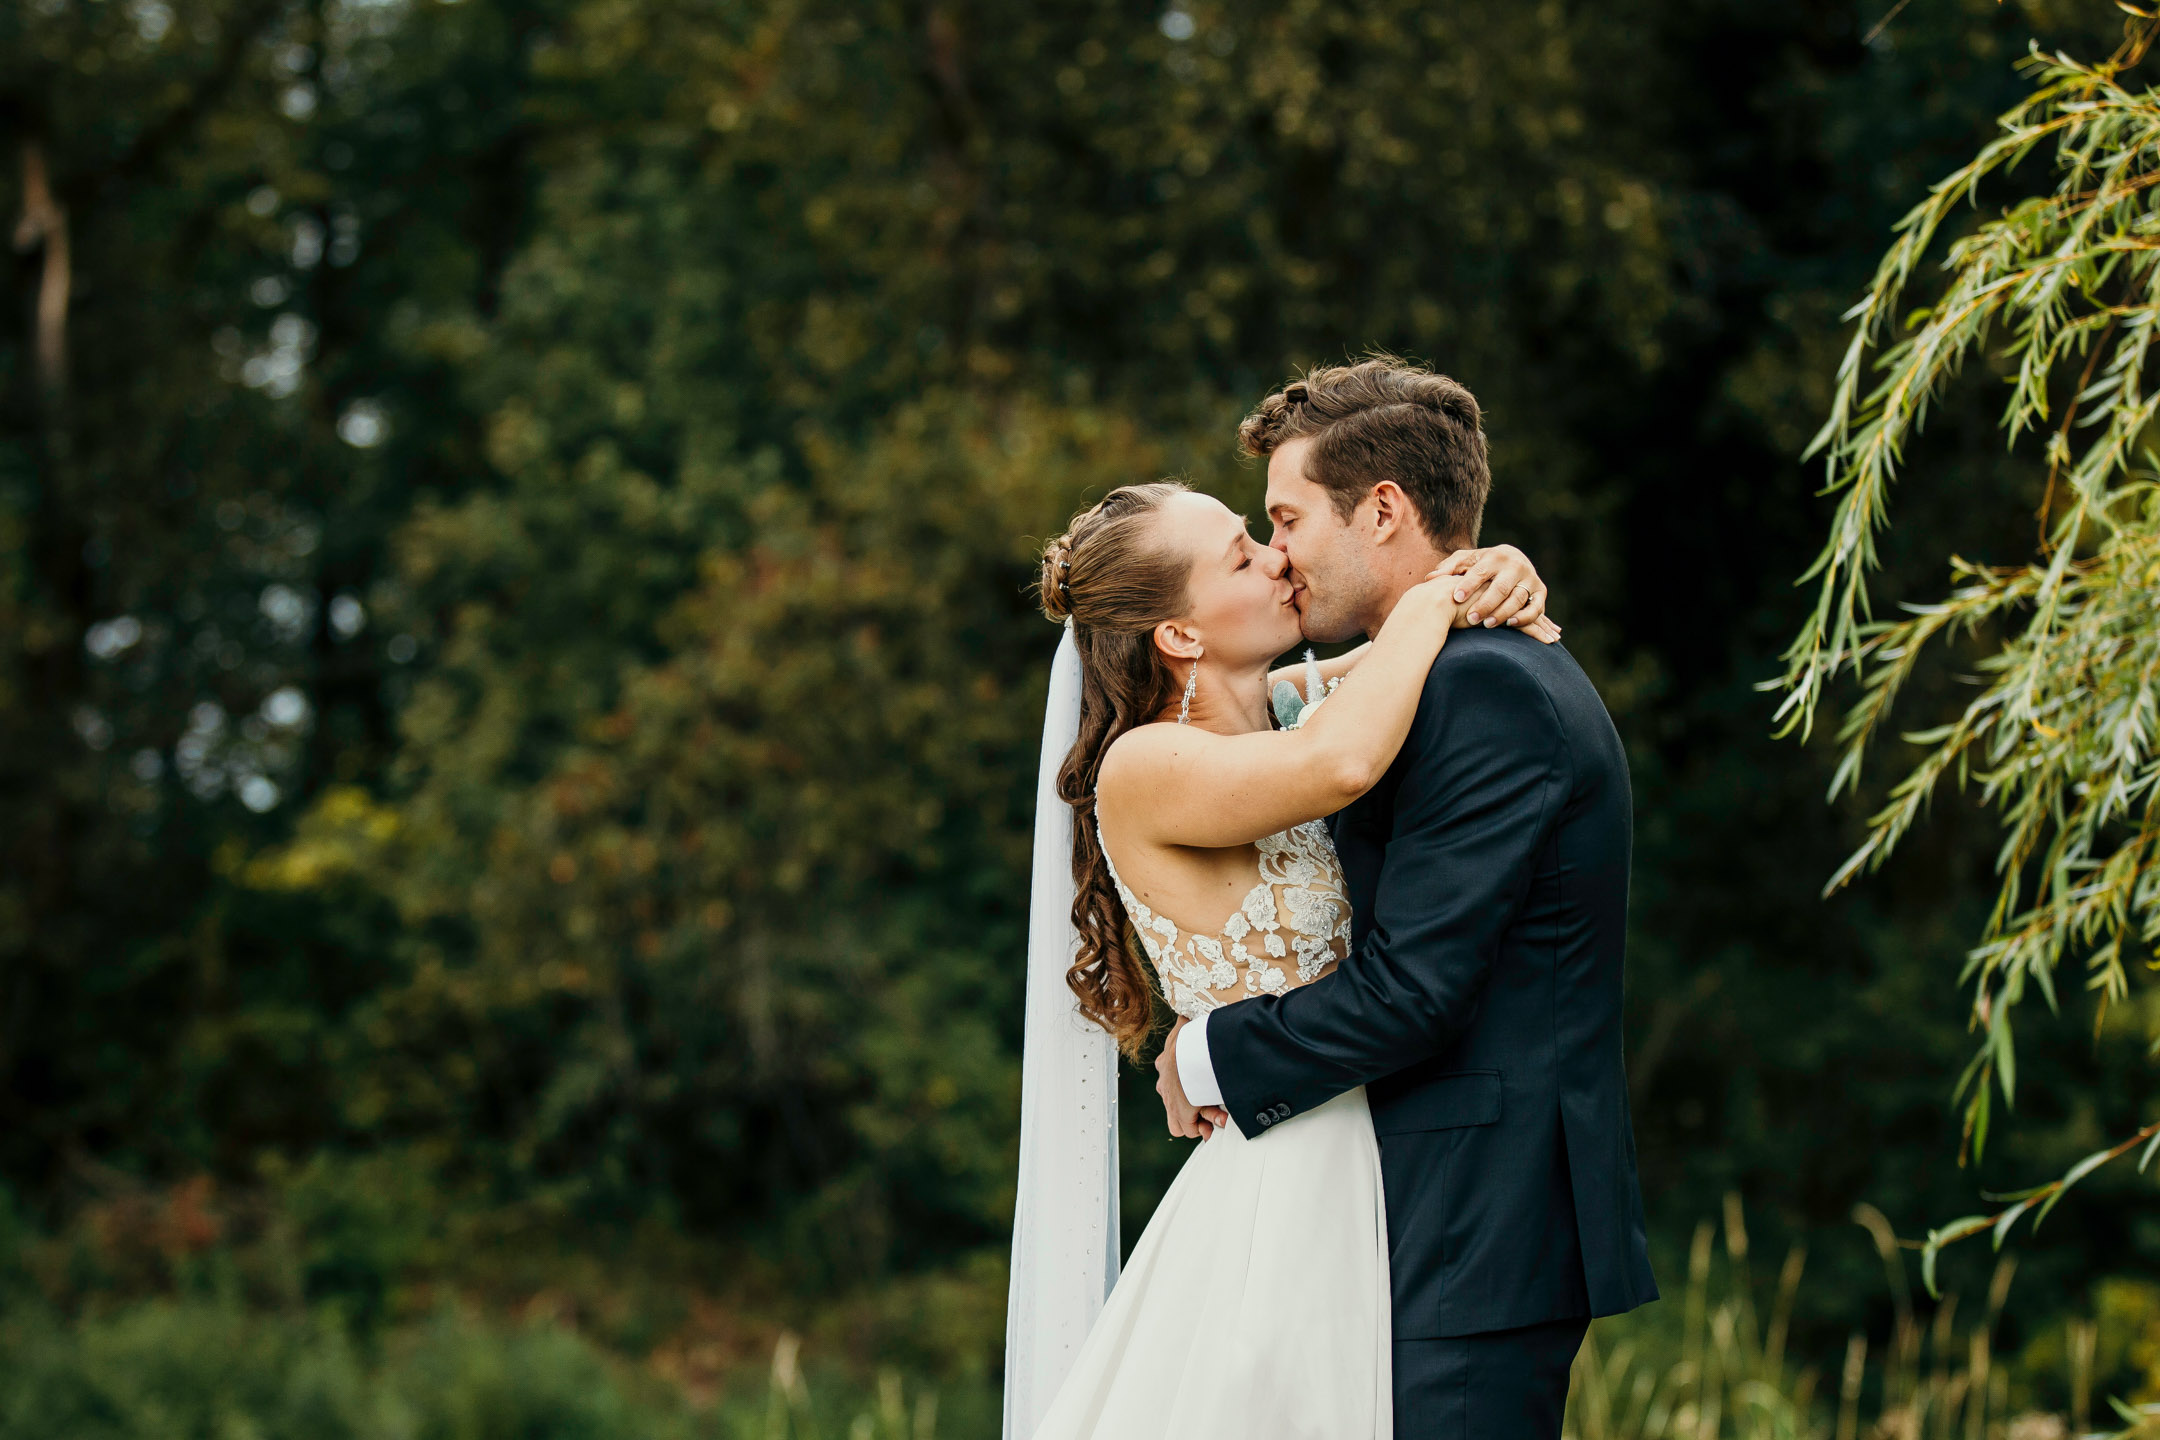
[1004,356,1659,1440]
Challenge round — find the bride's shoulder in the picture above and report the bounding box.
[1098,721,1197,791]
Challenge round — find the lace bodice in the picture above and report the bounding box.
[1099,819,1355,1020]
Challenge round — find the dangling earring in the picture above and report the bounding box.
[1178,660,1199,725]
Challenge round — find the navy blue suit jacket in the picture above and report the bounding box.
[1207,628,1658,1339]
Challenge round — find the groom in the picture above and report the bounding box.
[1155,357,1658,1438]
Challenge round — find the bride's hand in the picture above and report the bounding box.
[1434,543,1561,642]
[1375,567,1467,646]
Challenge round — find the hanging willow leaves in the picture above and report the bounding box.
[1778,12,2160,1283]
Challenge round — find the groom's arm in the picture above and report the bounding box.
[1189,645,1569,1136]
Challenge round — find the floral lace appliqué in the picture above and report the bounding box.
[1097,819,1354,1021]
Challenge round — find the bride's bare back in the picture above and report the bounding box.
[1097,818,1352,1018]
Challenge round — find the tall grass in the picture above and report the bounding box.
[1566,1197,2157,1440]
[736,1332,956,1440]
[0,1297,991,1440]
[9,1199,2158,1440]
[0,1300,691,1440]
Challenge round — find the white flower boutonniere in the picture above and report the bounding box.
[1271,650,1343,731]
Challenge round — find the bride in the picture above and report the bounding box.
[1007,480,1556,1440]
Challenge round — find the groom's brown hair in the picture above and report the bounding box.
[1238,355,1490,548]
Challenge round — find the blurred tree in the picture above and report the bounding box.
[0,0,2146,1376]
[287,0,1690,1270]
[0,0,359,1187]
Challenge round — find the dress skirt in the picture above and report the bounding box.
[1029,1086,1391,1440]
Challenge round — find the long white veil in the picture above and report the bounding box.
[1001,622,1121,1440]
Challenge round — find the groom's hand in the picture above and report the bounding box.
[1155,1017,1224,1141]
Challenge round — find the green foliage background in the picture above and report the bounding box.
[4,0,2158,1418]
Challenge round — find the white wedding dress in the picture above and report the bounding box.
[1027,819,1392,1440]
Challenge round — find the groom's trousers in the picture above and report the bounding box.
[1393,1314,1589,1440]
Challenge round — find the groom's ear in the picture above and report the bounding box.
[1367,480,1415,544]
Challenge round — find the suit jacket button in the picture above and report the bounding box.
[1255,1113,1272,1129]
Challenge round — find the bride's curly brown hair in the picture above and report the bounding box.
[1038,481,1193,1058]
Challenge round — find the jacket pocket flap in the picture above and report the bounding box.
[1371,1070,1502,1135]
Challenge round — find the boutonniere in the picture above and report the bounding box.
[1271,649,1341,730]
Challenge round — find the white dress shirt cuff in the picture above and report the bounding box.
[1175,1011,1224,1108]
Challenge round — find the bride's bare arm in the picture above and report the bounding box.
[1100,575,1461,851]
